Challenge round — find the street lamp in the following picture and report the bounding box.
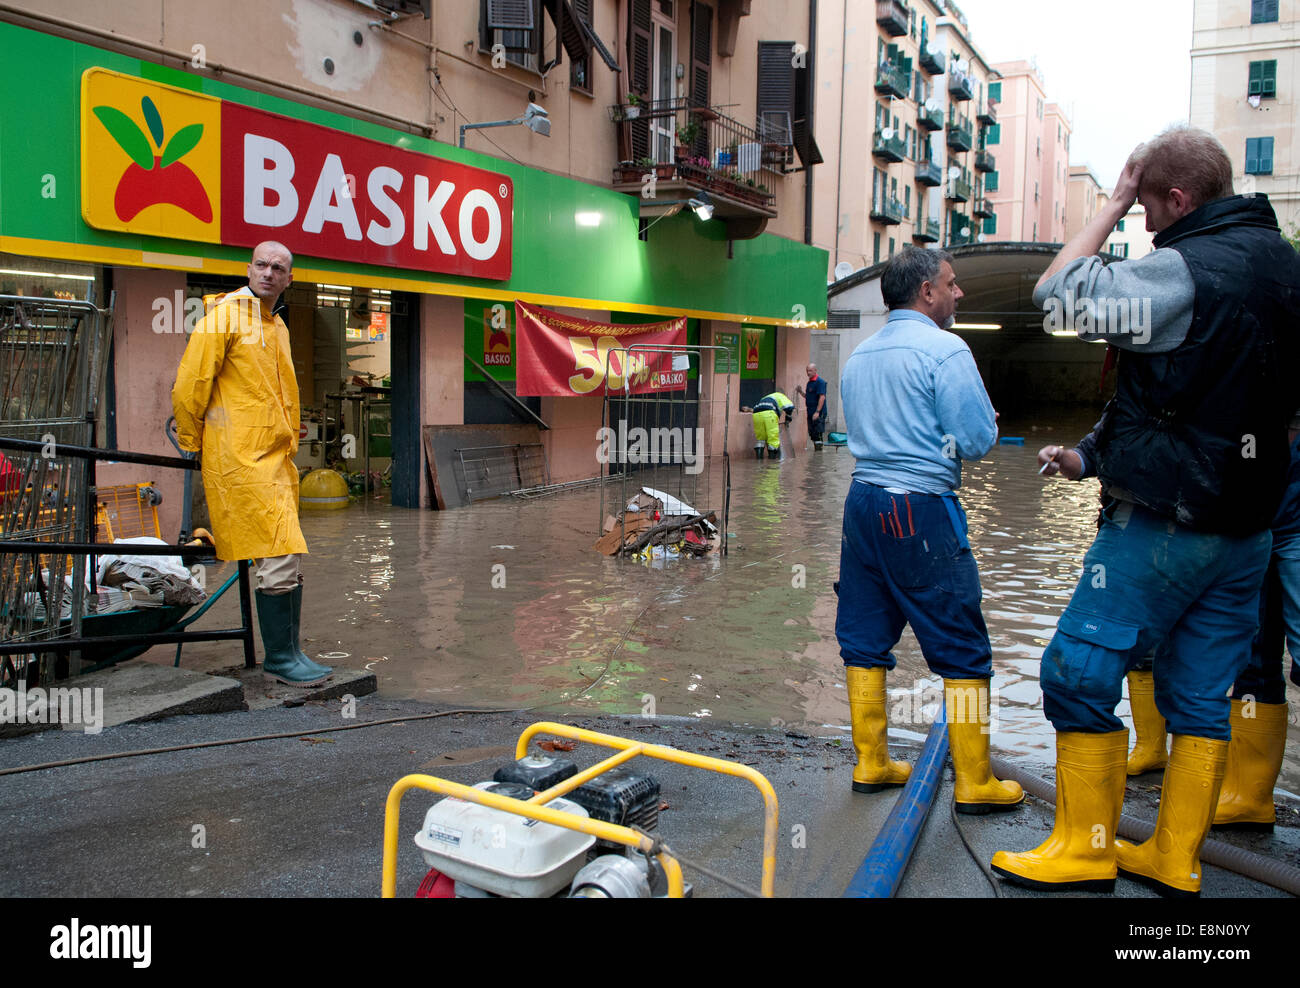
[459,103,551,147]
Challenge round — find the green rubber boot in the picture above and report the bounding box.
[288,585,333,680]
[256,590,330,687]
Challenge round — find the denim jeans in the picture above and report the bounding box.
[835,481,993,680]
[1042,501,1271,739]
[1234,528,1300,701]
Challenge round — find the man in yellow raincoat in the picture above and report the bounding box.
[171,242,331,686]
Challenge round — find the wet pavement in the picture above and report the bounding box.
[156,406,1300,799]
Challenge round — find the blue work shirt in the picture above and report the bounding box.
[805,375,827,414]
[840,308,997,494]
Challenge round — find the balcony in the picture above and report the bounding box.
[914,217,942,243]
[870,195,906,225]
[972,198,995,219]
[977,101,998,125]
[919,45,945,76]
[872,129,906,163]
[948,69,974,102]
[916,158,943,186]
[975,149,996,173]
[948,213,975,246]
[917,103,943,132]
[946,176,972,202]
[875,61,911,100]
[876,0,909,37]
[610,100,780,238]
[946,119,973,152]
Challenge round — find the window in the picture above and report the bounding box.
[986,123,1001,145]
[1246,136,1275,174]
[1036,137,1041,158]
[1249,60,1277,99]
[1252,0,1279,23]
[570,0,593,91]
[904,185,911,217]
[1033,222,1037,241]
[889,237,896,258]
[1117,219,1126,232]
[1034,181,1039,203]
[985,170,999,192]
[873,232,881,264]
[988,81,1001,103]
[983,212,997,236]
[481,0,543,70]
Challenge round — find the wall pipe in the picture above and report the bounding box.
[843,715,949,898]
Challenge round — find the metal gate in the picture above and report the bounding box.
[599,344,732,558]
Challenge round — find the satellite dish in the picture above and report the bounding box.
[834,261,854,281]
[977,233,987,243]
[957,58,970,73]
[948,166,961,180]
[927,42,942,57]
[881,127,895,140]
[961,225,971,237]
[924,98,940,112]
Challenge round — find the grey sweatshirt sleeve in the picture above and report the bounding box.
[1032,249,1195,353]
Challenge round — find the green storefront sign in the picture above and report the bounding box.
[714,332,740,375]
[0,21,828,327]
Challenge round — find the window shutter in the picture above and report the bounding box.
[1245,137,1259,173]
[488,0,535,29]
[1260,137,1274,173]
[983,212,997,236]
[757,40,796,145]
[1249,61,1263,96]
[1263,60,1277,98]
[988,81,1001,103]
[690,2,713,157]
[985,170,998,192]
[627,0,653,160]
[987,123,1000,145]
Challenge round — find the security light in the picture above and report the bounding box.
[689,193,715,221]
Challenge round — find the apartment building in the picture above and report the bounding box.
[1065,165,1104,239]
[814,0,999,277]
[0,0,829,520]
[1191,0,1299,234]
[982,60,1072,244]
[1105,203,1155,259]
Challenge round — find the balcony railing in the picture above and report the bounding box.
[919,45,945,76]
[870,195,906,225]
[914,217,942,243]
[946,118,973,152]
[975,149,996,173]
[949,69,974,101]
[947,176,972,202]
[977,101,998,125]
[948,213,975,245]
[917,103,943,132]
[973,198,995,219]
[916,158,943,186]
[876,0,909,37]
[875,61,911,100]
[872,129,906,163]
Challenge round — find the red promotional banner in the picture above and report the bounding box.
[514,301,687,397]
[220,102,513,280]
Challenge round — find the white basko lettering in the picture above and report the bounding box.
[243,134,298,227]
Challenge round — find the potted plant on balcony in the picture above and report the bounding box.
[625,93,643,119]
[614,160,642,183]
[675,120,701,159]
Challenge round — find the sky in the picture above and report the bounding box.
[951,0,1194,188]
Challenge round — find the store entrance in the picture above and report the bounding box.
[184,275,408,505]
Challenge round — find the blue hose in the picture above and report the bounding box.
[843,712,949,898]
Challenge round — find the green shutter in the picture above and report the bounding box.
[986,123,1001,145]
[1264,60,1277,98]
[988,81,1001,103]
[1249,61,1263,96]
[1245,137,1259,173]
[985,170,999,192]
[983,213,997,236]
[1260,137,1274,173]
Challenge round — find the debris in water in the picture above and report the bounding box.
[538,738,577,752]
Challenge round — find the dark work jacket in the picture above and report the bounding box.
[1096,195,1300,535]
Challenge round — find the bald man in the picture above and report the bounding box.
[172,242,333,686]
[797,363,828,449]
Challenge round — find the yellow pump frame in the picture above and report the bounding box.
[382,721,780,898]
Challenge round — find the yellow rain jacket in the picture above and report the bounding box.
[171,286,307,562]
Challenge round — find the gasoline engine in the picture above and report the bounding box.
[412,753,684,898]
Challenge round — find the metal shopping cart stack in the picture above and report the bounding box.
[0,293,112,688]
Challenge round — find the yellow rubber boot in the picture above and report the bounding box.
[1213,700,1289,832]
[1115,735,1228,898]
[1125,670,1168,775]
[945,678,1024,813]
[990,730,1128,892]
[846,666,911,793]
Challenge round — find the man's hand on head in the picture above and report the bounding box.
[1113,145,1146,212]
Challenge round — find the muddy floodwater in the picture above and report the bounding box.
[178,407,1299,791]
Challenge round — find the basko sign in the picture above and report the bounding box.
[80,68,513,280]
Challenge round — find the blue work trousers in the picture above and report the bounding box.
[1043,501,1271,739]
[835,481,992,680]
